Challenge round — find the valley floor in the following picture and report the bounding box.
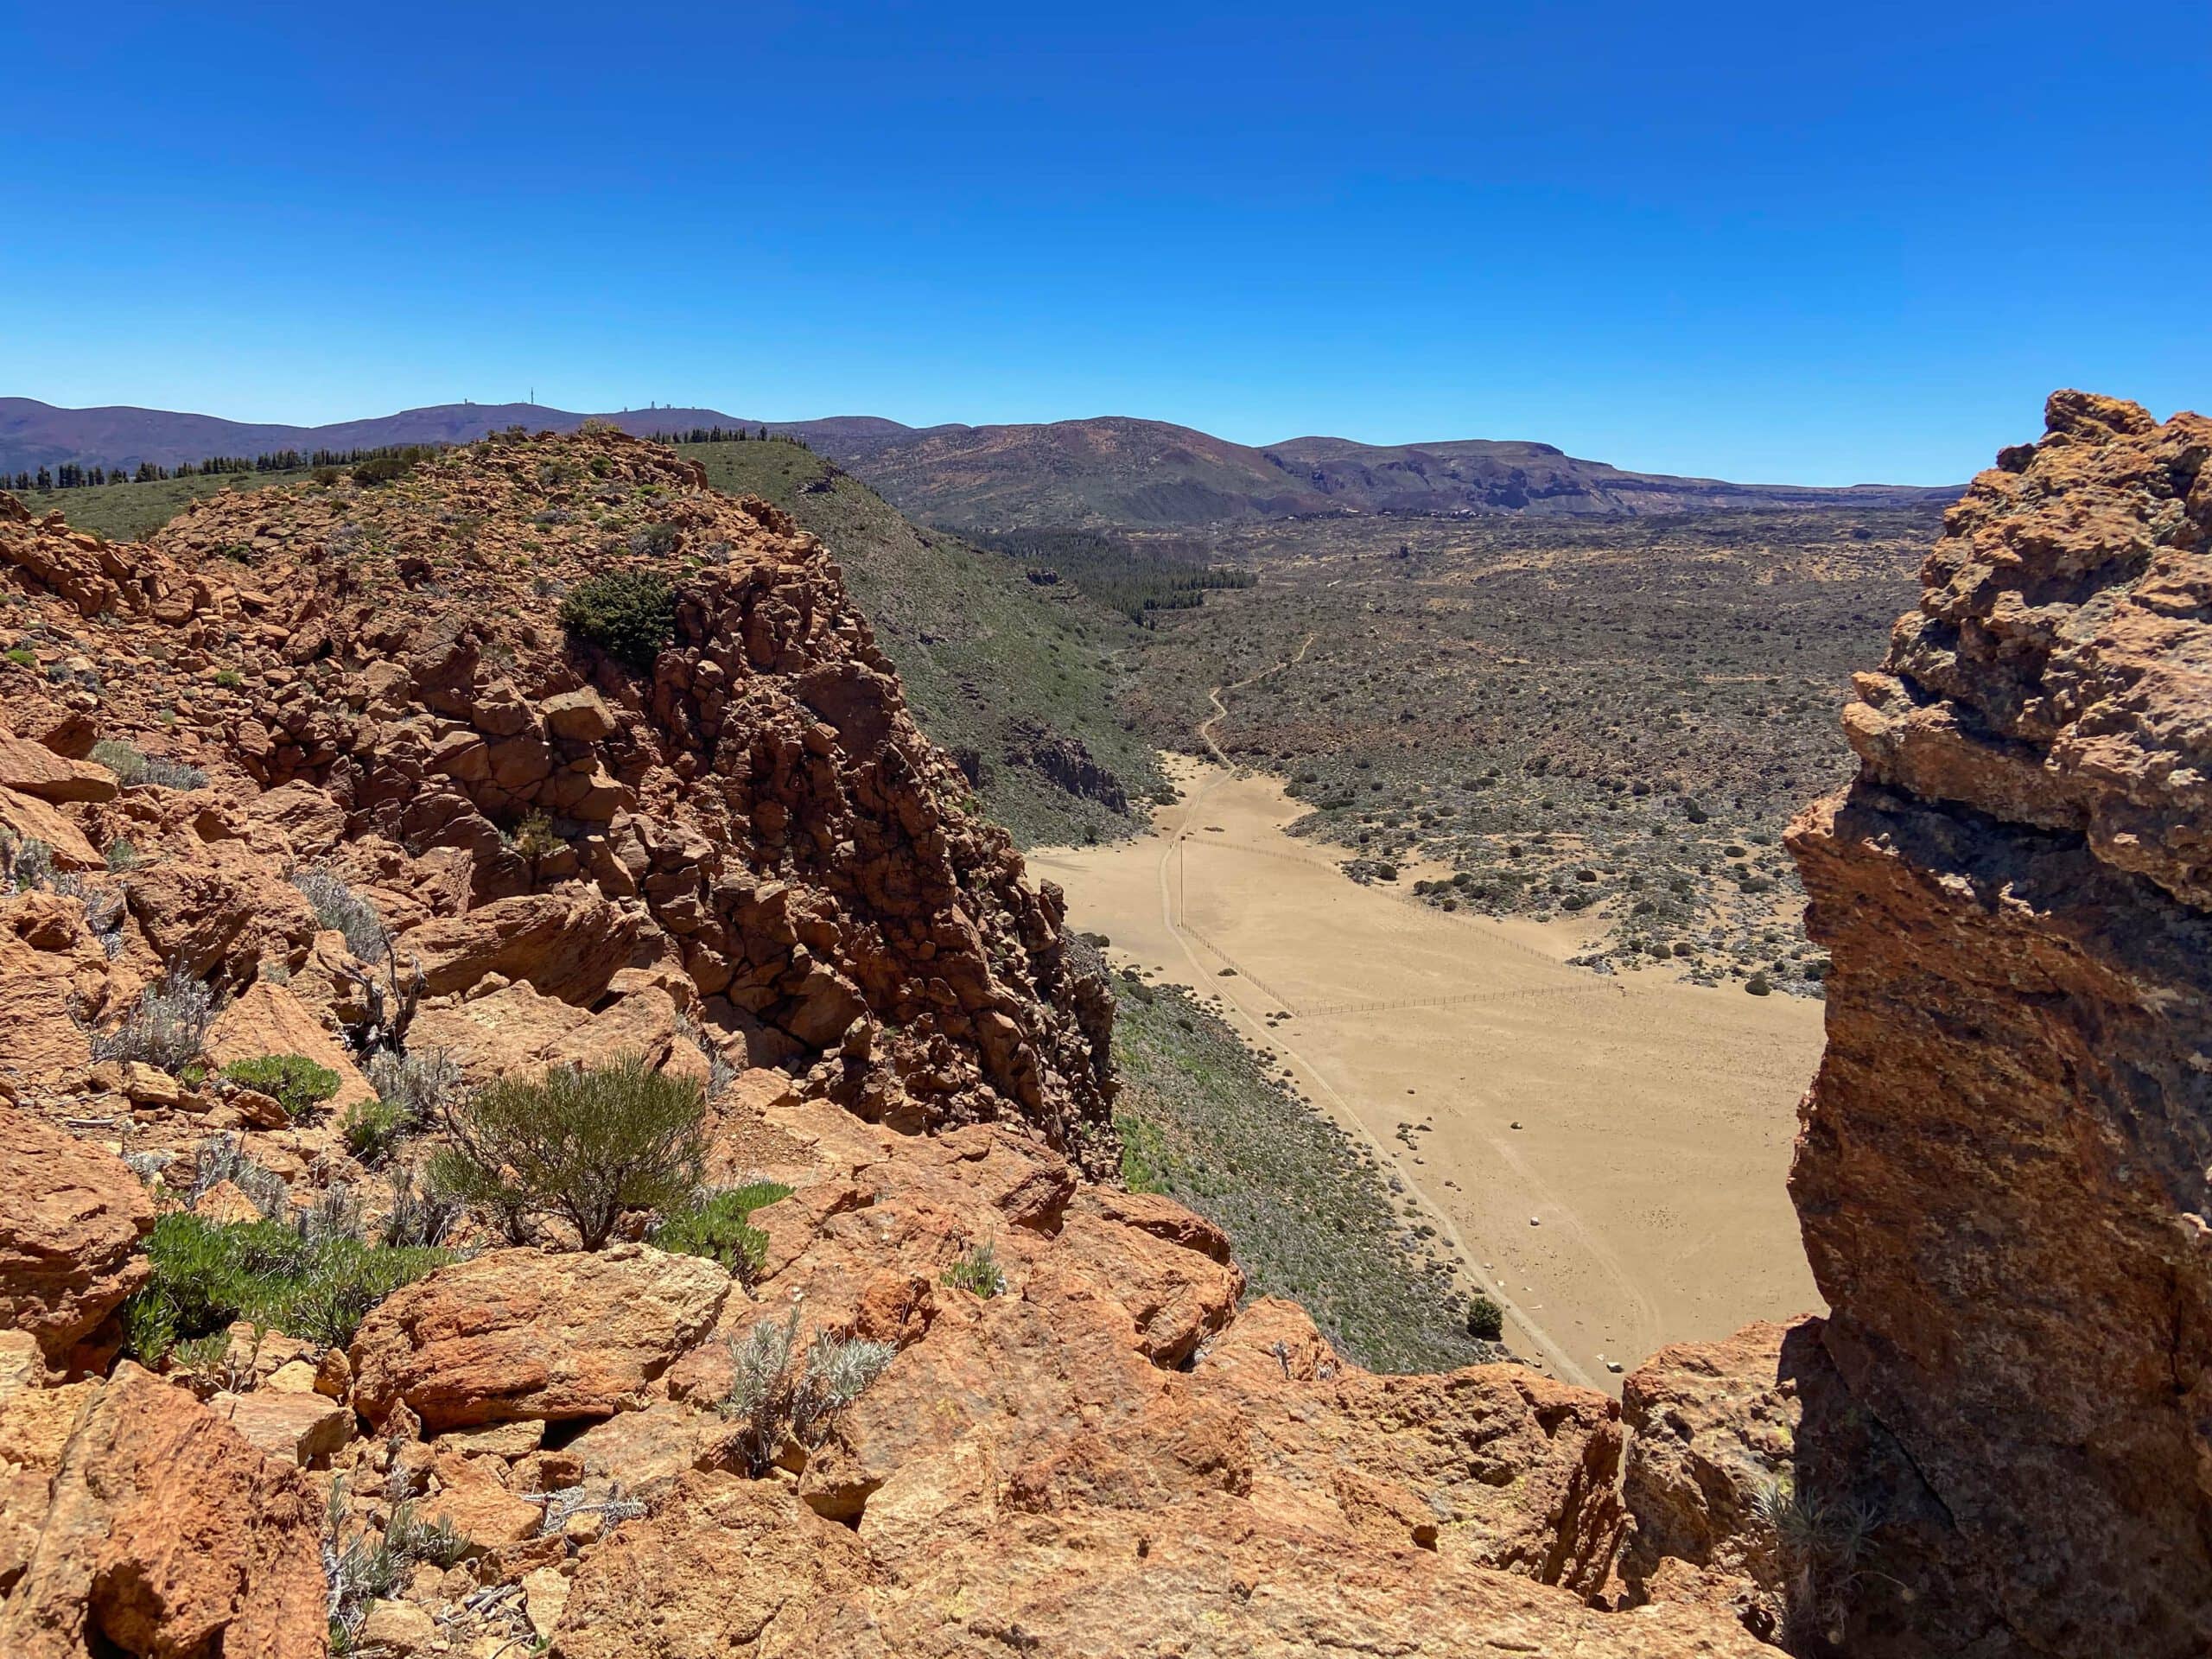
[1034,755,1824,1391]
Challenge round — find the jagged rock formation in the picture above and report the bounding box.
[0,437,1771,1657]
[1783,392,2212,1656]
[0,435,1114,1163]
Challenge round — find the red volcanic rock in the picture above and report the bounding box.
[0,729,117,805]
[1787,394,2212,1657]
[1612,1319,1811,1643]
[350,1244,733,1431]
[0,1105,153,1361]
[0,1365,327,1659]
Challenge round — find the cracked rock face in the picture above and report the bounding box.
[1787,391,2212,1657]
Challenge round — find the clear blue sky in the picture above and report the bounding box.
[5,1,2206,484]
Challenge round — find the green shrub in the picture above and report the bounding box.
[213,669,244,690]
[105,837,143,872]
[349,448,432,486]
[222,1054,340,1118]
[1465,1294,1505,1341]
[941,1239,1007,1299]
[430,1054,707,1249]
[119,1212,452,1362]
[558,569,677,671]
[342,1097,410,1164]
[650,1180,792,1285]
[5,647,35,669]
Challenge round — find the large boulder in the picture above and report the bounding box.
[0,730,116,804]
[0,1365,327,1659]
[550,1471,1772,1659]
[0,1105,153,1360]
[350,1244,732,1431]
[403,890,641,1003]
[549,1471,874,1659]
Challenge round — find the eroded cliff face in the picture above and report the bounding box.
[1786,391,2212,1656]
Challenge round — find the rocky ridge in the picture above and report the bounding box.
[0,436,1767,1657]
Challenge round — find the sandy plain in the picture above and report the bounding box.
[1033,753,1825,1391]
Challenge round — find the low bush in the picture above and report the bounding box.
[558,569,677,671]
[188,1132,290,1217]
[626,521,681,557]
[941,1239,1007,1299]
[365,1047,461,1122]
[325,1482,473,1652]
[289,866,390,963]
[222,1054,340,1118]
[1465,1294,1504,1341]
[430,1054,707,1249]
[379,1161,465,1249]
[120,1212,453,1362]
[718,1307,898,1476]
[89,738,207,791]
[650,1180,792,1286]
[342,1097,410,1164]
[89,969,218,1071]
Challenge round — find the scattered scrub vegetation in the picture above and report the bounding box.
[431,1055,707,1249]
[1112,974,1493,1372]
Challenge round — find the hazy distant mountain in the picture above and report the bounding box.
[0,397,1957,526]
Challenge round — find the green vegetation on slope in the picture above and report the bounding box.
[1109,969,1497,1373]
[679,439,1166,847]
[14,467,317,542]
[961,525,1256,625]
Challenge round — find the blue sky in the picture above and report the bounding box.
[4,1,2206,483]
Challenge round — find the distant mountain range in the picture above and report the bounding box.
[0,397,1959,528]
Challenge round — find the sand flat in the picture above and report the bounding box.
[1033,756,1824,1390]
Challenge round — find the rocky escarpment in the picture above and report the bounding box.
[0,434,1111,1162]
[0,437,1771,1657]
[1781,392,2212,1656]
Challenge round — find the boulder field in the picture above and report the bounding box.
[0,397,2203,1656]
